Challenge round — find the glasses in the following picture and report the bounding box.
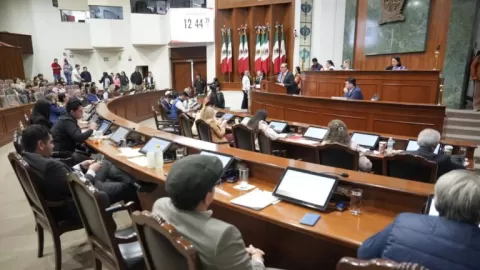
[350,188,363,216]
[176,147,186,160]
[238,168,249,189]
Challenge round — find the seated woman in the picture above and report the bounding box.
[47,94,66,125]
[195,105,231,144]
[325,60,336,70]
[321,120,372,172]
[29,99,53,130]
[87,87,101,104]
[245,110,279,150]
[386,56,407,70]
[57,92,69,108]
[358,170,480,270]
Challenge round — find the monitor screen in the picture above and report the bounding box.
[273,168,338,211]
[110,127,130,144]
[269,121,288,133]
[222,113,234,121]
[351,133,379,149]
[241,117,251,125]
[406,140,440,154]
[199,150,234,171]
[303,127,328,140]
[139,137,172,154]
[97,120,111,134]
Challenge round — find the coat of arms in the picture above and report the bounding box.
[378,0,406,25]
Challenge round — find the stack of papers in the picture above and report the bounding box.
[230,189,280,210]
[127,156,148,167]
[117,148,144,158]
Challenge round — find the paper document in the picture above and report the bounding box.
[127,156,148,167]
[117,148,144,158]
[230,189,279,211]
[278,133,288,138]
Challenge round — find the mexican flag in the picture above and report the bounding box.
[261,28,270,74]
[243,32,249,73]
[221,32,227,74]
[227,30,233,73]
[272,26,281,74]
[280,27,286,64]
[254,30,262,72]
[238,34,244,74]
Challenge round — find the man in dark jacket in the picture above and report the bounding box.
[277,63,299,95]
[50,98,97,163]
[80,66,92,82]
[407,128,464,179]
[130,67,143,89]
[358,170,480,270]
[21,125,139,222]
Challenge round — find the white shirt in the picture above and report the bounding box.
[242,75,251,92]
[175,99,188,112]
[72,68,82,83]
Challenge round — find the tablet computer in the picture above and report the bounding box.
[199,150,235,178]
[273,167,339,211]
[109,126,132,144]
[241,116,251,125]
[351,132,380,150]
[303,126,328,141]
[424,195,438,216]
[97,120,112,135]
[406,140,440,154]
[221,113,235,122]
[269,121,288,133]
[139,137,173,155]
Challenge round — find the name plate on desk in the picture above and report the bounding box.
[331,96,347,100]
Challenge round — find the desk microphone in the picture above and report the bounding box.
[322,172,349,178]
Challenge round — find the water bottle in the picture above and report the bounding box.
[154,144,164,169]
[387,137,394,154]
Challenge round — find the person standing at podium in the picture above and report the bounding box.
[277,63,300,95]
[241,70,251,109]
[343,77,364,100]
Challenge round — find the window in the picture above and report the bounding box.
[130,0,168,14]
[89,5,124,20]
[60,10,90,23]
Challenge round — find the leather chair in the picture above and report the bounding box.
[317,143,359,171]
[336,257,429,270]
[232,124,255,151]
[257,130,286,157]
[66,173,145,270]
[13,130,24,153]
[195,119,213,143]
[132,210,199,270]
[8,152,83,270]
[383,154,438,183]
[179,113,195,138]
[152,106,178,134]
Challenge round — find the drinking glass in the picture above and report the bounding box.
[459,147,467,157]
[239,168,249,188]
[350,188,363,216]
[176,147,186,160]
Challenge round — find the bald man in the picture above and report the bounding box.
[276,63,299,95]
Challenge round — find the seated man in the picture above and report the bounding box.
[153,155,268,270]
[160,91,173,114]
[168,92,190,120]
[407,128,464,178]
[50,98,97,163]
[358,170,480,270]
[21,125,139,222]
[343,77,364,100]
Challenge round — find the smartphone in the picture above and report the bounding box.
[300,213,321,226]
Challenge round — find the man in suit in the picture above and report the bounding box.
[277,63,299,95]
[343,77,364,100]
[407,129,465,179]
[153,155,267,270]
[21,125,139,222]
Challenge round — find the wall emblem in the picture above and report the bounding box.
[379,0,406,25]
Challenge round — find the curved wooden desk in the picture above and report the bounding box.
[90,92,434,270]
[0,103,33,147]
[250,90,446,137]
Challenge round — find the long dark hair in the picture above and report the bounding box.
[29,99,52,126]
[247,109,268,131]
[295,66,301,75]
[393,56,402,66]
[327,60,335,67]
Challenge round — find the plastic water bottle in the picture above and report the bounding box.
[154,144,164,169]
[387,137,394,154]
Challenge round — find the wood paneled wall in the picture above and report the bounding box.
[215,0,294,89]
[0,45,25,79]
[353,0,451,70]
[0,32,33,55]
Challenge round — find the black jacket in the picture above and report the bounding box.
[80,71,92,82]
[130,71,143,85]
[51,114,93,152]
[407,146,465,179]
[120,75,129,86]
[282,71,300,95]
[216,92,225,109]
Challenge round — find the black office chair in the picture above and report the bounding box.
[179,113,195,138]
[257,130,286,157]
[13,129,24,154]
[317,143,359,171]
[232,124,255,151]
[383,153,438,183]
[152,105,178,134]
[195,119,213,143]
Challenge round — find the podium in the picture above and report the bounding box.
[260,81,286,94]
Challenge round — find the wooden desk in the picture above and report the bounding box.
[250,90,446,137]
[0,103,33,147]
[89,92,435,269]
[301,70,441,104]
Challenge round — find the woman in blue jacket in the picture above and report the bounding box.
[47,94,66,125]
[358,170,480,270]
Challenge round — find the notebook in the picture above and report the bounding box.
[230,189,279,211]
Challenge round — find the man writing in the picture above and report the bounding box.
[276,63,299,95]
[51,58,62,83]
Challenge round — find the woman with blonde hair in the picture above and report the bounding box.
[322,119,372,171]
[194,104,231,144]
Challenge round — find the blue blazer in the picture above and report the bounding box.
[49,104,65,125]
[87,93,100,104]
[358,213,480,270]
[344,86,364,100]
